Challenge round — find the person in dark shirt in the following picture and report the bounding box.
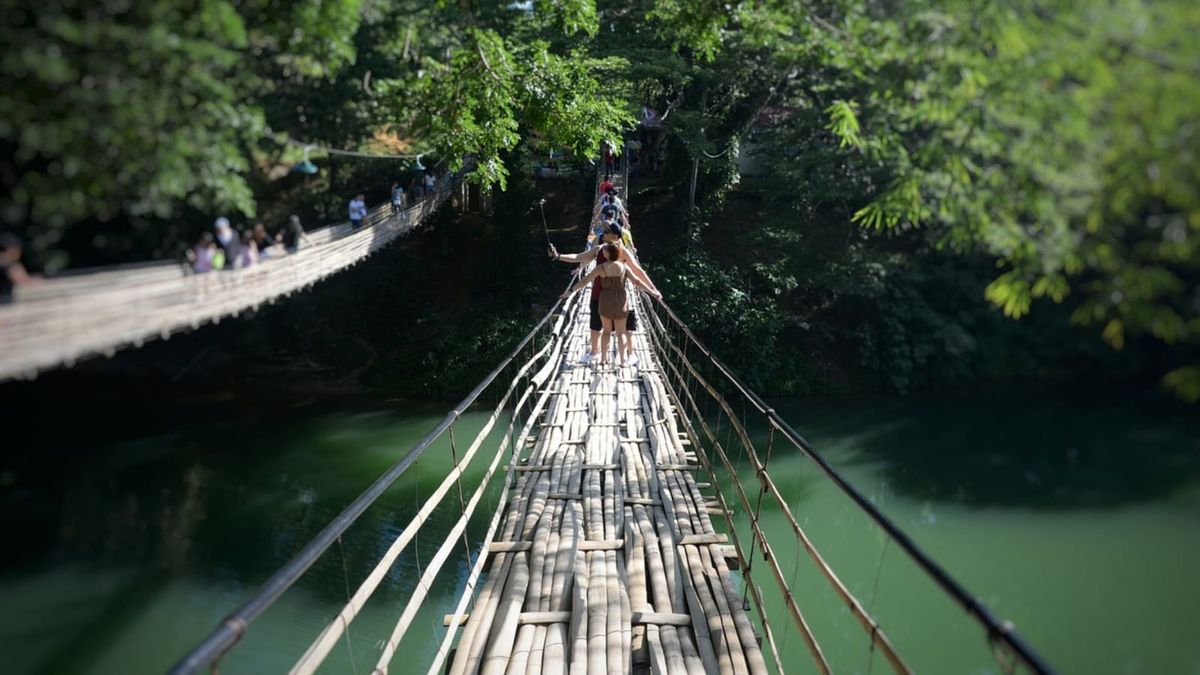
[214,217,241,269]
[252,222,279,259]
[281,215,308,253]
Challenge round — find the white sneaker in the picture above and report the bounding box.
[579,351,593,365]
[628,354,639,367]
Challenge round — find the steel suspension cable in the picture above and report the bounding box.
[290,308,566,675]
[646,297,1057,675]
[170,277,572,675]
[645,301,912,674]
[641,299,833,675]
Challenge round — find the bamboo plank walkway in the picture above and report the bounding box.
[172,162,1052,675]
[444,287,768,675]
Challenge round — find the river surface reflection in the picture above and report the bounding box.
[0,384,1195,673]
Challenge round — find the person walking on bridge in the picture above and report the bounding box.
[561,243,657,367]
[602,141,617,180]
[549,223,660,365]
[603,186,628,220]
[598,204,630,240]
[390,181,407,216]
[281,215,309,253]
[0,233,40,303]
[348,194,368,230]
[423,169,437,198]
[252,222,278,259]
[213,218,241,269]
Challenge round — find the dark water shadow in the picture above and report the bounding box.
[0,389,520,629]
[765,385,1200,510]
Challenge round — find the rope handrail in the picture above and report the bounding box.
[641,295,1058,675]
[641,298,904,673]
[291,291,581,675]
[168,277,576,675]
[426,335,571,674]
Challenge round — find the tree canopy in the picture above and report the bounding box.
[1,0,1196,397]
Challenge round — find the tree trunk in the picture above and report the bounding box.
[688,156,699,211]
[688,86,709,212]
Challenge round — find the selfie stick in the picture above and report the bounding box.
[537,198,551,244]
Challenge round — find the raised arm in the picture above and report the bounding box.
[626,265,661,300]
[619,249,659,295]
[562,266,602,298]
[548,244,599,265]
[7,263,40,287]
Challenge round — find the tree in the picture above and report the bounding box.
[633,0,1199,399]
[817,1,1200,399]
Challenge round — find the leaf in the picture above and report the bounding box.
[825,100,863,149]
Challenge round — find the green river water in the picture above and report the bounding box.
[1,384,1197,674]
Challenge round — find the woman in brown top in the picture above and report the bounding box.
[563,243,660,366]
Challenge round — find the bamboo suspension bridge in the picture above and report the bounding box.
[3,162,1055,674]
[0,174,463,382]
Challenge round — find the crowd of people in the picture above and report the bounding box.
[187,167,446,275]
[548,174,661,368]
[187,215,310,274]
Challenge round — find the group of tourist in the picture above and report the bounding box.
[597,108,662,182]
[190,167,446,274]
[188,215,308,274]
[387,168,443,220]
[548,176,661,368]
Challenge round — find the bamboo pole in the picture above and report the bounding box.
[587,550,608,674]
[696,542,749,675]
[678,626,708,675]
[481,552,531,675]
[710,544,769,675]
[506,624,535,675]
[569,524,590,675]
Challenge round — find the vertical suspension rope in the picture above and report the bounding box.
[414,456,442,645]
[742,426,776,606]
[865,537,893,675]
[336,534,360,675]
[447,425,476,569]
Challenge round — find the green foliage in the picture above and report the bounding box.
[825,100,862,150]
[0,2,262,262]
[645,0,728,61]
[657,243,788,390]
[659,0,1200,399]
[535,0,598,36]
[1163,365,1200,403]
[801,0,1200,397]
[416,30,631,189]
[3,0,1195,400]
[1,0,630,266]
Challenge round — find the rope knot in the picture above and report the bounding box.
[223,616,248,638]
